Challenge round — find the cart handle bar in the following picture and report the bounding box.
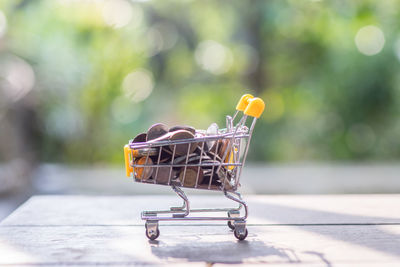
[236,94,265,118]
[124,145,133,177]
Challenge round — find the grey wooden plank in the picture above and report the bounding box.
[0,225,399,265]
[1,195,400,226]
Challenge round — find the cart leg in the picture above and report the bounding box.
[227,210,240,230]
[171,185,190,218]
[228,192,243,229]
[224,190,248,220]
[233,220,248,241]
[230,191,244,212]
[170,200,185,211]
[145,220,160,240]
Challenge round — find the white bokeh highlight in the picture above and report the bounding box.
[102,0,133,29]
[195,40,233,75]
[122,69,154,103]
[355,25,385,56]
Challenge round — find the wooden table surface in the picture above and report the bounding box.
[0,194,399,266]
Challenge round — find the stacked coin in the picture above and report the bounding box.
[129,123,235,189]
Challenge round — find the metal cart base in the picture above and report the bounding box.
[142,185,248,240]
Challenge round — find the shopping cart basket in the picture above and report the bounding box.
[124,94,265,240]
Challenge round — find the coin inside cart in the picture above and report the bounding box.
[205,151,223,162]
[159,147,173,163]
[179,166,204,187]
[169,125,196,135]
[147,123,169,141]
[218,139,231,159]
[153,166,174,184]
[172,153,199,165]
[132,132,147,143]
[134,157,153,180]
[169,130,197,155]
[201,159,222,169]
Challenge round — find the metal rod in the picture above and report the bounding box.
[131,162,242,168]
[168,145,176,185]
[224,190,248,219]
[170,200,185,211]
[209,140,219,190]
[143,206,241,215]
[154,147,162,184]
[130,133,249,149]
[195,142,205,188]
[171,185,189,217]
[180,142,191,187]
[236,118,257,187]
[140,190,247,221]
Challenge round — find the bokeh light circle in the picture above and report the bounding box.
[355,25,385,56]
[102,0,133,29]
[195,40,233,75]
[122,69,154,103]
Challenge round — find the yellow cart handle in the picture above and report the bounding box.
[236,94,254,112]
[124,145,133,177]
[236,94,265,118]
[244,97,265,118]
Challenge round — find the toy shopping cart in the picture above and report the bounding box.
[124,94,265,240]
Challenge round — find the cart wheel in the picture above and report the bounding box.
[234,228,248,241]
[145,221,160,240]
[227,220,235,230]
[145,227,160,240]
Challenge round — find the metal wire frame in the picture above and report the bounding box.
[129,111,257,227]
[141,186,247,222]
[129,122,253,190]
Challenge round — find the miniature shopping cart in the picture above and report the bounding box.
[124,94,265,240]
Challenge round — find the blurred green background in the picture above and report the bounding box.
[1,0,400,167]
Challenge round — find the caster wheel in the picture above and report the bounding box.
[227,220,235,230]
[234,228,248,241]
[146,228,160,240]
